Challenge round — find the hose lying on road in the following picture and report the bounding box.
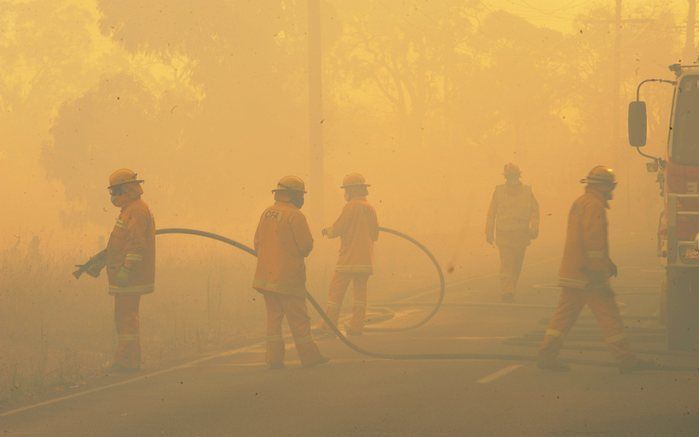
[363,227,445,332]
[154,228,697,371]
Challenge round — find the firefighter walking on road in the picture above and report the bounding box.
[318,173,379,336]
[100,169,157,373]
[486,163,540,302]
[253,176,328,369]
[538,166,654,373]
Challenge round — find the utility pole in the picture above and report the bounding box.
[308,0,324,226]
[613,0,622,154]
[685,0,697,62]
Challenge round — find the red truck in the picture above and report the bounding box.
[629,63,699,351]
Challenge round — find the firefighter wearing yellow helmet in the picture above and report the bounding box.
[106,168,156,372]
[485,163,540,302]
[317,173,379,336]
[253,176,328,369]
[538,166,654,372]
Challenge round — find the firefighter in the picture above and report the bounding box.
[486,163,540,302]
[538,166,653,373]
[253,176,328,369]
[106,168,156,372]
[318,173,379,336]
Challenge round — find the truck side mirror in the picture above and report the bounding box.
[628,101,647,147]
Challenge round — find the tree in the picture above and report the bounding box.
[327,1,480,147]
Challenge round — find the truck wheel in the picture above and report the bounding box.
[666,268,699,351]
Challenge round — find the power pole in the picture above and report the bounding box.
[613,0,622,153]
[685,0,697,62]
[308,0,324,226]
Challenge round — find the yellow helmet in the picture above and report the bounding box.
[503,163,521,177]
[340,173,370,189]
[108,168,144,189]
[581,166,616,186]
[272,175,307,193]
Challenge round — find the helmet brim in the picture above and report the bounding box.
[272,188,307,193]
[340,183,371,189]
[107,179,145,189]
[580,178,617,186]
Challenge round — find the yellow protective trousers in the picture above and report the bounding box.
[498,245,527,295]
[263,292,323,366]
[321,272,369,333]
[539,288,635,363]
[114,295,141,369]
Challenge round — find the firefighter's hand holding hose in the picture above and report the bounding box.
[73,250,107,279]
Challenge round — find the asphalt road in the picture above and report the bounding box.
[2,245,699,436]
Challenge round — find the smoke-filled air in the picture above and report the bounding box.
[2,1,699,436]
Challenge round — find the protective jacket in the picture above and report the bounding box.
[558,187,615,291]
[326,197,379,274]
[107,198,156,295]
[253,201,314,296]
[486,183,539,247]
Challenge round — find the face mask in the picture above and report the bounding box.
[590,184,615,200]
[291,195,305,209]
[111,195,128,207]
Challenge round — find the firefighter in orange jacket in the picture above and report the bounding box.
[486,163,539,302]
[253,176,328,369]
[318,173,379,336]
[106,168,156,372]
[538,166,653,373]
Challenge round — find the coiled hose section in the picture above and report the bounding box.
[364,227,445,332]
[155,228,697,371]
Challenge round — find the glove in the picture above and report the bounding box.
[85,262,105,278]
[114,266,131,287]
[610,262,618,278]
[582,268,609,285]
[586,270,608,284]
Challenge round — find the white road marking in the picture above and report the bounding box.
[0,342,264,418]
[408,336,515,342]
[476,364,524,384]
[199,357,384,368]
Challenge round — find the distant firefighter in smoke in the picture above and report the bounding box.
[485,163,540,302]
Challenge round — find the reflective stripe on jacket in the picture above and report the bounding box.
[253,201,313,296]
[326,197,379,274]
[107,198,156,295]
[558,188,613,291]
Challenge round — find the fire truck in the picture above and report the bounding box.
[628,63,699,351]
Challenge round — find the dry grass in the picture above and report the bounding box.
[0,236,261,405]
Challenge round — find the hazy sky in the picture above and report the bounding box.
[490,0,683,32]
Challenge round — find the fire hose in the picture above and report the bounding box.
[77,227,697,371]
